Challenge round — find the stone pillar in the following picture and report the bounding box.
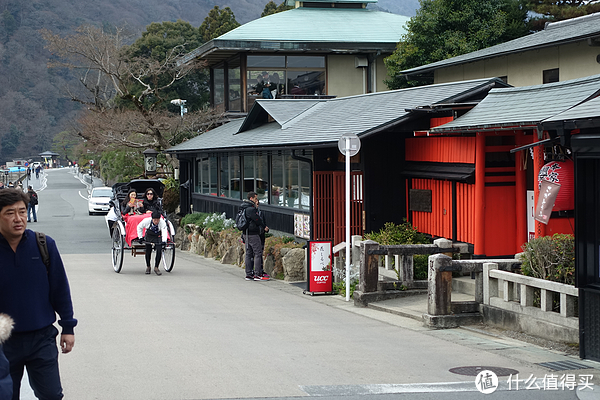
[434,237,453,257]
[427,254,453,315]
[483,262,498,305]
[351,235,362,271]
[360,240,379,293]
[400,255,413,284]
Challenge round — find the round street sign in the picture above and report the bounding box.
[337,133,361,157]
[89,160,94,166]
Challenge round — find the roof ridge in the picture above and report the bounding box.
[545,12,600,30]
[489,73,600,94]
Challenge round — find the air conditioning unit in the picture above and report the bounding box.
[355,56,368,68]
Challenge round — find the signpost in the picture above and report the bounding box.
[337,133,361,302]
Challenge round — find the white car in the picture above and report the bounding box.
[88,186,113,215]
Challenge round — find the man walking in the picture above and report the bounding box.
[0,189,77,400]
[240,191,270,281]
[27,186,38,222]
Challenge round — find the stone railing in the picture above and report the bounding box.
[426,255,578,342]
[483,262,578,340]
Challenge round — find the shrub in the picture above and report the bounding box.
[364,220,429,245]
[333,279,359,298]
[180,212,235,233]
[365,220,430,280]
[520,234,575,286]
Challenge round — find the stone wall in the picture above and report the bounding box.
[175,225,305,281]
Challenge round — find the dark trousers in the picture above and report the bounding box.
[145,242,163,268]
[3,325,63,400]
[244,234,263,277]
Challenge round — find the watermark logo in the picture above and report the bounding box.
[475,370,499,394]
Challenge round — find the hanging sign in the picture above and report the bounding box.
[538,160,574,211]
[534,180,561,225]
[305,241,333,295]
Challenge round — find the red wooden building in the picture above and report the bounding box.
[406,75,600,257]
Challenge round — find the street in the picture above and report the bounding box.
[16,168,594,399]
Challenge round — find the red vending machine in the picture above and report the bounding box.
[304,241,333,295]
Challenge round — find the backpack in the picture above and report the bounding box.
[35,231,50,271]
[30,192,38,205]
[235,207,250,232]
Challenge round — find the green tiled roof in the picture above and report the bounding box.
[181,8,409,65]
[401,12,600,76]
[220,8,408,43]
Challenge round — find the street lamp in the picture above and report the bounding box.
[170,99,187,117]
[143,149,159,178]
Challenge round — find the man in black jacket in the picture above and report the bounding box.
[240,192,269,281]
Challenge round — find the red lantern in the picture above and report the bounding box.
[538,159,574,211]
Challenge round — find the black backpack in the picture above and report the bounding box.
[235,207,250,231]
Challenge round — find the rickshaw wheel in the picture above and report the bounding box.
[162,241,175,272]
[111,226,124,273]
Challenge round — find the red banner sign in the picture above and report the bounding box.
[307,241,333,294]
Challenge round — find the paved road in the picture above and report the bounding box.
[15,169,598,399]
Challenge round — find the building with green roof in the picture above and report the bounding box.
[182,0,410,113]
[400,12,600,87]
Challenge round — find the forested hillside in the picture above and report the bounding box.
[0,0,417,163]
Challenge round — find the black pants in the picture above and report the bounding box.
[3,325,63,400]
[145,242,163,268]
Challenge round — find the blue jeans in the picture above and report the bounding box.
[27,203,37,222]
[3,325,63,400]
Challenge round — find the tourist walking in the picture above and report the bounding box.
[26,186,37,222]
[0,189,77,400]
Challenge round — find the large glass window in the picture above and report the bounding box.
[228,58,241,112]
[196,151,312,208]
[247,56,285,68]
[214,68,225,111]
[246,56,326,106]
[243,155,269,202]
[209,156,218,195]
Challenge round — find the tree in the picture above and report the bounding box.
[41,24,220,153]
[261,1,293,17]
[198,6,240,42]
[385,0,530,89]
[527,0,600,30]
[1,124,22,161]
[125,20,210,113]
[52,130,82,163]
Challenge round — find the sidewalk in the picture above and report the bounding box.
[332,269,600,391]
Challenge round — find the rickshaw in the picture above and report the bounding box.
[107,179,176,273]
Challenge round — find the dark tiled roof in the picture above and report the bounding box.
[430,74,600,133]
[168,78,504,153]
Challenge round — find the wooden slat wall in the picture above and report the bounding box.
[333,171,364,246]
[313,171,334,241]
[456,182,475,243]
[411,178,452,239]
[406,137,476,163]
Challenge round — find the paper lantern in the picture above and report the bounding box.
[538,159,574,211]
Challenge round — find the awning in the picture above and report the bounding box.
[402,162,475,184]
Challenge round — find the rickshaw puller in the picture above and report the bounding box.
[137,210,168,276]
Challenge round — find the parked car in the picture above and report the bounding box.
[88,186,113,215]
